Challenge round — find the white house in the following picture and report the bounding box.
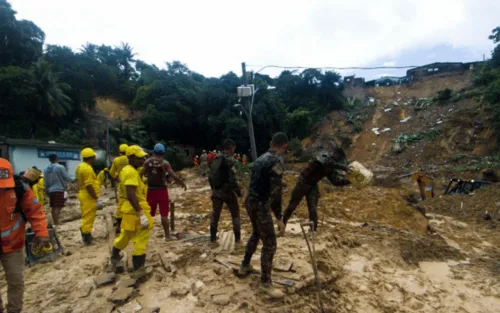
[0,138,105,179]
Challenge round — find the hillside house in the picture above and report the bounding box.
[0,137,105,178]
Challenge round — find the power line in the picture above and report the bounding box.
[247,64,420,74]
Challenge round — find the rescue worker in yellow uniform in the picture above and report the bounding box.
[76,148,102,245]
[97,168,110,189]
[110,144,129,234]
[33,173,45,207]
[111,146,153,271]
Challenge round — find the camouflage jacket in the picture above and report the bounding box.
[247,149,284,219]
[209,152,241,195]
[301,151,350,186]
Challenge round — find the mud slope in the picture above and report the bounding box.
[304,73,497,175]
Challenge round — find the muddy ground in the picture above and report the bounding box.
[2,167,499,313]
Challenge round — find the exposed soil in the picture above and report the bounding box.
[2,167,498,313]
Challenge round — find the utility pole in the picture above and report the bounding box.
[241,62,258,161]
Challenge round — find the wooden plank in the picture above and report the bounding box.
[106,213,115,255]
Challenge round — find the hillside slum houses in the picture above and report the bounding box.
[346,61,484,88]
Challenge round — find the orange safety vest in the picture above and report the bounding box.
[194,157,199,166]
[0,188,48,254]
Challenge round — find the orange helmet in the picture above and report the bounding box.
[0,158,15,188]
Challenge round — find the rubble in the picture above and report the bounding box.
[191,280,204,296]
[211,294,230,306]
[108,287,134,304]
[94,273,116,287]
[117,300,142,313]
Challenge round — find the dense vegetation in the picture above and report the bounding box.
[475,27,500,134]
[0,0,345,156]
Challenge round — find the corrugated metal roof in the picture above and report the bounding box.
[0,138,82,149]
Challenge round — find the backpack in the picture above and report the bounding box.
[13,175,28,222]
[208,154,228,189]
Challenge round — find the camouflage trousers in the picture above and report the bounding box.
[210,189,240,242]
[242,197,277,284]
[283,178,319,230]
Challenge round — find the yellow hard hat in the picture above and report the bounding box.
[81,148,97,158]
[119,144,129,153]
[126,145,147,158]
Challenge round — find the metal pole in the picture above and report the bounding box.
[242,62,258,161]
[106,123,110,168]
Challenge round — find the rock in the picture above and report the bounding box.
[154,273,164,282]
[95,291,104,298]
[212,294,230,306]
[191,280,204,296]
[117,300,142,313]
[108,287,134,304]
[200,253,208,260]
[484,211,492,221]
[213,267,225,276]
[358,285,368,292]
[142,308,160,313]
[115,278,138,290]
[94,273,116,287]
[54,264,62,270]
[171,288,189,297]
[384,284,394,292]
[346,303,353,311]
[76,282,93,298]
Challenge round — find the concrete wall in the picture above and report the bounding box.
[9,145,81,179]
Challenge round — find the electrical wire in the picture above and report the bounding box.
[247,64,420,74]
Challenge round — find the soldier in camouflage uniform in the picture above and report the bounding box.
[283,146,350,231]
[238,133,289,299]
[209,139,242,243]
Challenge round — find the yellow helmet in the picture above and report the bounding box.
[119,144,129,153]
[81,148,97,158]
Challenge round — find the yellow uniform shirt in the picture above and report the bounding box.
[119,165,150,215]
[75,162,100,198]
[110,155,129,180]
[33,177,45,206]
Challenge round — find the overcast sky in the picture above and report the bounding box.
[10,0,500,80]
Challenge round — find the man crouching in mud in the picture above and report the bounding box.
[283,145,350,231]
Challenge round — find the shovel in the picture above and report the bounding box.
[300,221,324,313]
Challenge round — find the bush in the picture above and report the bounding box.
[287,137,303,157]
[434,88,453,103]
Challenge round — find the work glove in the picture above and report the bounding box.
[139,211,149,229]
[32,236,51,256]
[96,200,104,210]
[276,219,286,237]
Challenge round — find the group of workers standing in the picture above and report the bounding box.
[0,132,351,311]
[207,133,351,298]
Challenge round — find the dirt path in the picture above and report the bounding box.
[4,170,499,313]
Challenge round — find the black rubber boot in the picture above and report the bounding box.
[81,230,92,245]
[132,254,146,270]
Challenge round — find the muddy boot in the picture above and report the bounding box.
[236,264,254,277]
[132,254,146,271]
[259,282,285,299]
[110,247,124,273]
[115,218,122,235]
[81,231,93,246]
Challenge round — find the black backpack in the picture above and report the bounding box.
[13,175,28,221]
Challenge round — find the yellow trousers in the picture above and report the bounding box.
[116,197,125,219]
[79,193,96,234]
[113,212,153,256]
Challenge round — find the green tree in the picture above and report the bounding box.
[0,0,45,67]
[33,61,73,117]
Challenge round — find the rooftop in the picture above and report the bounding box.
[0,137,82,150]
